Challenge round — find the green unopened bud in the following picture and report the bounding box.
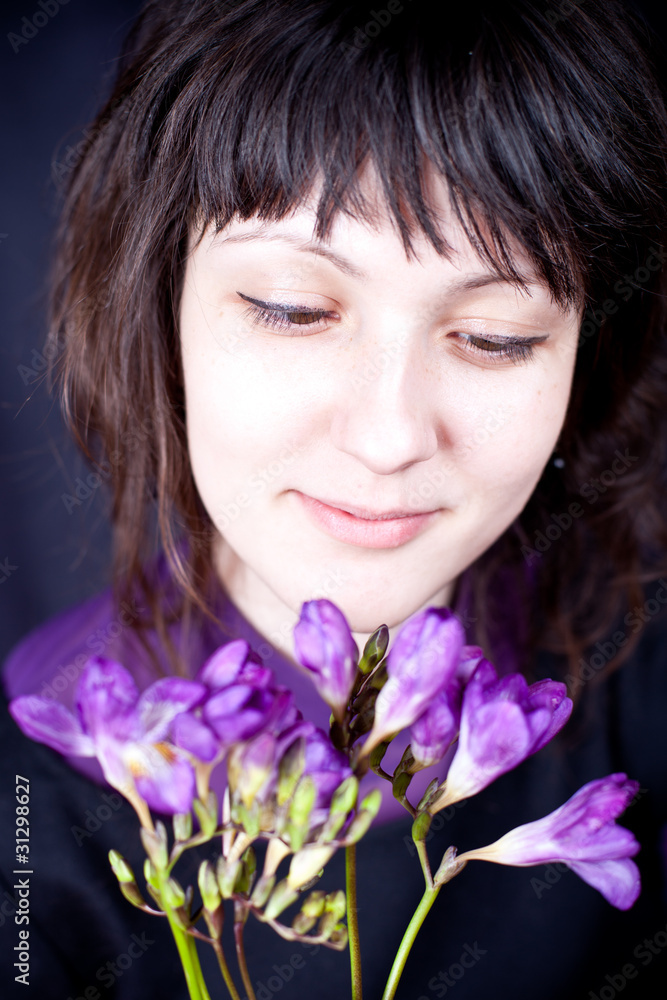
[235,847,257,896]
[434,845,467,887]
[217,857,242,899]
[198,861,222,912]
[140,822,169,869]
[119,880,147,909]
[173,812,193,842]
[193,792,219,839]
[359,789,382,817]
[343,811,373,845]
[143,858,160,890]
[250,874,276,909]
[324,890,346,923]
[329,924,349,949]
[291,911,317,935]
[369,740,390,772]
[318,911,338,939]
[109,850,135,884]
[203,905,224,940]
[392,770,412,802]
[417,778,441,813]
[412,811,432,843]
[359,625,389,674]
[301,890,327,918]
[161,877,186,909]
[287,845,335,891]
[264,878,299,921]
[318,810,348,843]
[277,737,306,806]
[289,775,316,827]
[330,776,359,816]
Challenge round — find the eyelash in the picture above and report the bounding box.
[243,302,537,365]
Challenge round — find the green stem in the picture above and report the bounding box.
[164,909,213,1000]
[381,884,441,1000]
[346,844,363,1000]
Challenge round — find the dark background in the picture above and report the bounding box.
[1,0,666,665]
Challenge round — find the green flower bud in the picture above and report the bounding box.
[217,857,242,899]
[359,789,382,817]
[173,812,193,842]
[329,924,349,949]
[359,625,389,674]
[416,777,441,813]
[289,775,316,828]
[143,858,160,890]
[300,890,326,919]
[198,861,222,913]
[318,911,337,939]
[119,881,147,910]
[264,878,299,921]
[277,737,306,806]
[324,890,346,924]
[291,911,317,935]
[412,811,432,843]
[193,793,218,839]
[344,811,374,845]
[235,847,257,896]
[140,822,169,869]
[161,877,186,909]
[330,776,359,816]
[392,770,412,802]
[250,874,276,909]
[287,845,336,891]
[109,850,135,884]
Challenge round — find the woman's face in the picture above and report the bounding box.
[179,171,581,660]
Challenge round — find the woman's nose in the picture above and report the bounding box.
[329,334,441,476]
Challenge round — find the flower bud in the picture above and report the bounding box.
[324,890,346,923]
[293,600,359,722]
[109,850,135,884]
[264,878,300,920]
[251,874,276,908]
[140,822,169,869]
[301,890,327,918]
[287,845,336,891]
[330,775,359,815]
[198,861,222,912]
[277,737,306,806]
[217,856,242,899]
[173,812,193,842]
[358,625,389,674]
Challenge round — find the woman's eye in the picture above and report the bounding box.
[456,333,540,365]
[238,294,333,334]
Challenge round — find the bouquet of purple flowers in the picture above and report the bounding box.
[9,601,640,1000]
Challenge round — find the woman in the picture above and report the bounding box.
[2,1,666,997]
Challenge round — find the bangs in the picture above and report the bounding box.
[135,0,667,313]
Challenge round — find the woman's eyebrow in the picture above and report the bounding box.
[212,229,537,295]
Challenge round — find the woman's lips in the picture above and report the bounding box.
[295,492,441,549]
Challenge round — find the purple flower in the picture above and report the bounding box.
[173,640,298,761]
[293,600,359,722]
[363,608,465,755]
[433,660,572,809]
[9,658,205,816]
[456,774,641,909]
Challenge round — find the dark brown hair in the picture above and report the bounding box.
[47,0,667,687]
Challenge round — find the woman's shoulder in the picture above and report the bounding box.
[1,586,128,706]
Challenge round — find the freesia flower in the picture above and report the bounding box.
[293,600,359,722]
[9,657,206,819]
[431,659,572,810]
[362,607,465,755]
[455,774,641,909]
[173,639,298,761]
[409,645,486,768]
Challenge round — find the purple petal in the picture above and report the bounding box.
[76,658,140,739]
[172,712,222,763]
[568,857,641,910]
[133,750,196,814]
[137,678,207,740]
[9,697,95,757]
[198,640,251,688]
[410,694,458,767]
[294,600,359,717]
